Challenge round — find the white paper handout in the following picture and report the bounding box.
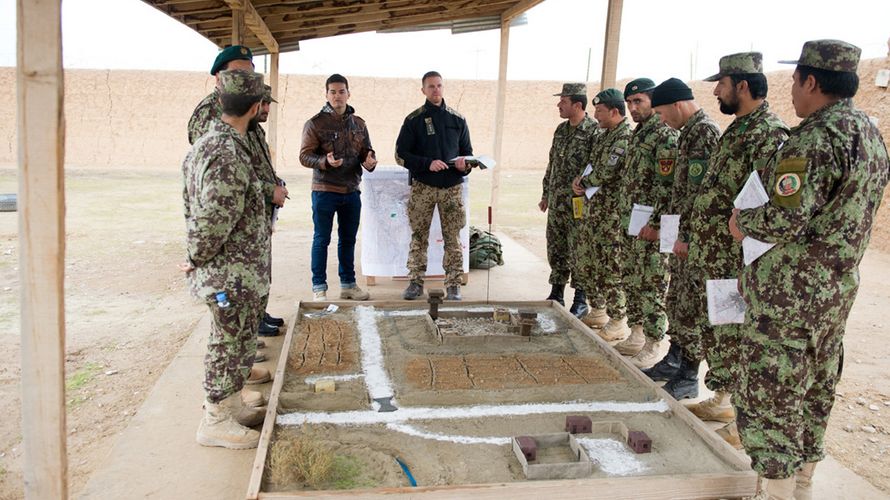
[627,204,654,236]
[706,279,746,325]
[578,164,601,199]
[733,171,776,265]
[659,215,680,253]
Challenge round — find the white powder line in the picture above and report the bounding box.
[303,374,364,385]
[577,437,648,476]
[276,400,669,426]
[386,423,511,445]
[380,307,557,332]
[355,306,396,404]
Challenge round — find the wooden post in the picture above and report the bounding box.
[489,17,510,230]
[231,8,243,46]
[17,0,68,498]
[268,51,279,168]
[600,0,623,91]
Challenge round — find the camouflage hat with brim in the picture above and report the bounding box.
[262,84,278,103]
[210,45,254,75]
[593,88,624,107]
[703,52,763,82]
[623,78,656,98]
[779,39,861,73]
[553,82,587,97]
[218,70,265,99]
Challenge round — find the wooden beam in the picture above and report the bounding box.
[599,0,623,91]
[231,8,243,45]
[489,17,510,230]
[16,0,68,498]
[268,52,279,168]
[501,0,545,22]
[224,0,279,53]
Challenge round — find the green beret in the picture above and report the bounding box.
[624,78,656,98]
[217,70,264,99]
[553,82,587,97]
[651,78,694,107]
[593,88,624,107]
[263,84,277,103]
[210,45,254,76]
[779,39,861,73]
[703,52,763,82]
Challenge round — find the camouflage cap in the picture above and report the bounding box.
[262,84,278,103]
[593,88,624,107]
[553,82,587,97]
[623,78,656,98]
[210,45,254,75]
[779,39,861,73]
[217,70,264,99]
[703,52,763,81]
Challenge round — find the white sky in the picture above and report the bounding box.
[0,0,887,83]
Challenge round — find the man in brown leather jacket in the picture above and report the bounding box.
[300,74,377,301]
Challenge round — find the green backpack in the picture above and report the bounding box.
[469,226,504,269]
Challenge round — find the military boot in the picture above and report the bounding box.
[568,288,589,318]
[794,462,817,500]
[752,476,796,500]
[615,324,645,356]
[630,337,664,368]
[264,312,284,327]
[546,284,565,306]
[662,357,699,400]
[641,342,683,381]
[241,388,266,408]
[403,282,424,300]
[245,366,271,385]
[715,421,742,449]
[582,308,609,328]
[445,285,462,301]
[686,390,735,423]
[196,394,260,449]
[598,316,630,342]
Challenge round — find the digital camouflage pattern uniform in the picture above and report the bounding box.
[620,112,678,340]
[182,70,271,404]
[735,40,890,479]
[578,110,631,318]
[543,99,600,287]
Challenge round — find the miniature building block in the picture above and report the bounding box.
[627,430,652,453]
[565,415,592,434]
[493,307,511,323]
[516,436,537,461]
[314,379,336,393]
[428,289,445,319]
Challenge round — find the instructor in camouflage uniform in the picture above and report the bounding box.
[540,83,600,317]
[182,70,270,450]
[641,77,720,385]
[729,40,889,500]
[572,88,630,338]
[613,78,678,367]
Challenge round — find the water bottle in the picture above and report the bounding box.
[215,291,230,309]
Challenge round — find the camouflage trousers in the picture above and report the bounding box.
[735,315,844,479]
[665,261,701,355]
[623,237,669,340]
[573,216,625,317]
[407,182,465,287]
[546,196,577,286]
[204,295,261,403]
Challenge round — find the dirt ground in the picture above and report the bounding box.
[0,165,889,497]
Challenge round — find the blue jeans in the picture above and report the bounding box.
[311,191,361,292]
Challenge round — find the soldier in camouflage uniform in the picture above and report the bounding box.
[540,83,600,317]
[640,78,720,385]
[572,88,630,338]
[181,70,270,449]
[729,40,889,499]
[680,54,789,443]
[612,78,679,367]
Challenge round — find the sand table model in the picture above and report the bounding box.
[247,300,756,499]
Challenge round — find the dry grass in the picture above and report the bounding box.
[268,426,336,489]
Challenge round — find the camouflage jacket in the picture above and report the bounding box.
[188,89,220,145]
[686,102,788,278]
[580,118,631,229]
[619,113,679,230]
[737,100,890,331]
[671,109,720,240]
[182,120,271,304]
[542,114,600,206]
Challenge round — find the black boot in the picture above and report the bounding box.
[662,356,699,400]
[264,312,284,327]
[546,284,565,306]
[642,342,683,382]
[569,288,589,318]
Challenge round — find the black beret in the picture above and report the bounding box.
[651,78,694,107]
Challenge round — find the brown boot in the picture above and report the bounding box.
[245,366,271,385]
[615,325,645,356]
[241,388,266,408]
[598,316,630,342]
[716,421,742,449]
[196,395,260,449]
[752,476,795,500]
[630,337,665,369]
[582,308,609,328]
[686,391,735,423]
[794,462,817,500]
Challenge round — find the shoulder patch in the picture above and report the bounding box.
[771,157,807,208]
[688,159,707,184]
[405,105,426,121]
[443,105,465,120]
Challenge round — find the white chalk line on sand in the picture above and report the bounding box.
[381,307,558,333]
[386,423,511,445]
[355,306,396,408]
[277,400,669,426]
[303,374,364,385]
